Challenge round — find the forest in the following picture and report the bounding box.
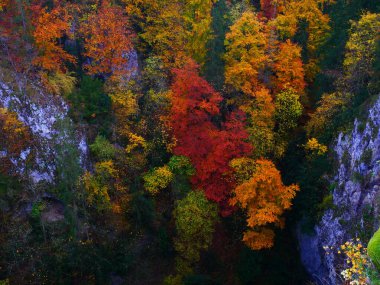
[0,0,379,284]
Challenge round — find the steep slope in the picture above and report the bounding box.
[0,68,88,183]
[299,95,380,284]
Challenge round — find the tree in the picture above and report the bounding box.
[124,0,215,67]
[343,12,380,93]
[126,0,185,66]
[173,190,219,275]
[169,60,251,213]
[225,10,268,95]
[0,1,30,72]
[306,92,351,137]
[260,0,277,20]
[272,40,306,94]
[269,0,331,80]
[241,87,275,157]
[274,89,303,135]
[368,228,380,271]
[81,3,134,79]
[0,108,31,176]
[230,159,299,250]
[273,88,303,156]
[143,165,173,195]
[182,0,216,65]
[31,2,76,73]
[0,0,8,11]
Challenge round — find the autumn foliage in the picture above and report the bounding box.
[230,159,299,249]
[0,108,31,176]
[31,2,76,73]
[81,3,134,78]
[272,40,306,94]
[169,60,252,214]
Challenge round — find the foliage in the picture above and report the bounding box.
[43,72,77,95]
[272,40,306,95]
[168,155,195,177]
[0,108,31,176]
[68,76,111,135]
[269,0,331,80]
[54,119,83,201]
[80,2,134,79]
[143,165,173,195]
[307,92,351,137]
[304,138,328,156]
[82,171,111,211]
[231,159,299,250]
[343,12,380,93]
[173,191,219,274]
[1,0,378,283]
[275,89,303,135]
[368,228,380,271]
[241,87,275,157]
[90,136,116,161]
[109,88,140,140]
[31,2,76,73]
[325,239,373,285]
[125,0,215,67]
[225,10,267,95]
[169,60,251,213]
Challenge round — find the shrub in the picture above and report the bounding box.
[143,166,173,195]
[368,228,380,271]
[90,136,116,161]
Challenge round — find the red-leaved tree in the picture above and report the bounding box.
[169,60,252,215]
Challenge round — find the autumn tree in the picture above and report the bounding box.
[225,10,268,95]
[124,0,215,67]
[273,88,302,156]
[272,40,306,94]
[0,108,31,176]
[343,12,380,94]
[169,60,251,213]
[81,2,134,79]
[0,0,7,11]
[172,190,218,275]
[306,91,351,137]
[241,87,275,157]
[1,0,37,72]
[274,89,303,135]
[143,165,173,195]
[269,0,331,80]
[260,0,277,20]
[230,159,299,250]
[224,11,279,157]
[182,0,216,65]
[31,2,76,73]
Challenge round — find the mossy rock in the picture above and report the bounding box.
[368,228,380,271]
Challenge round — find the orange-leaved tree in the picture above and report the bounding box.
[230,159,299,250]
[31,1,76,73]
[272,39,306,94]
[81,2,134,79]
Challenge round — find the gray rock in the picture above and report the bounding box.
[299,94,380,284]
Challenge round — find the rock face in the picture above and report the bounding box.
[0,69,88,183]
[299,95,380,284]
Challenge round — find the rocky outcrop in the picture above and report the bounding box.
[0,69,88,183]
[299,95,380,284]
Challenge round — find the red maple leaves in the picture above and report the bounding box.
[169,60,252,215]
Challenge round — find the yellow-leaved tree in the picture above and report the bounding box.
[124,0,215,67]
[225,10,268,95]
